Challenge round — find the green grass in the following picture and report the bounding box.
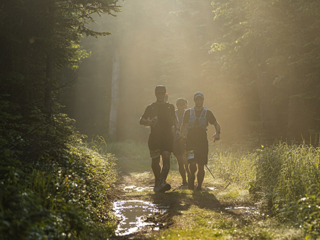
[152,203,303,240]
[252,143,320,238]
[106,139,150,160]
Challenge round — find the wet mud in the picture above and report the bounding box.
[113,200,169,236]
[111,171,258,239]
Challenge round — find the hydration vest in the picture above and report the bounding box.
[187,107,208,131]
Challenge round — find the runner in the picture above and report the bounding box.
[139,85,178,192]
[173,98,189,187]
[181,91,221,191]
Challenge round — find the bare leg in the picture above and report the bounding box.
[185,161,190,184]
[175,154,187,184]
[188,162,197,190]
[197,163,205,190]
[151,156,161,184]
[160,151,171,183]
[181,153,189,184]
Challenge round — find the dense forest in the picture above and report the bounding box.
[62,0,320,145]
[1,0,320,239]
[0,0,121,238]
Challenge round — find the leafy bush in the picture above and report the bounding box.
[298,188,320,239]
[0,138,117,240]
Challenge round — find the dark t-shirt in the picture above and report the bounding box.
[141,102,176,135]
[182,108,217,126]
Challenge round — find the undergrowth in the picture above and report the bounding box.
[206,142,320,239]
[254,143,320,239]
[208,146,256,189]
[0,136,117,240]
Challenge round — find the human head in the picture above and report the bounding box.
[155,85,166,93]
[193,91,204,108]
[155,85,166,103]
[176,98,188,110]
[194,91,204,100]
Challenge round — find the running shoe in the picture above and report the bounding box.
[159,182,171,192]
[153,181,160,192]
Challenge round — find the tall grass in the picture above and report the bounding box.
[208,142,320,238]
[253,142,320,238]
[253,143,320,205]
[208,146,256,188]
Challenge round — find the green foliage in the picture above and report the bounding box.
[209,146,256,188]
[298,190,320,239]
[0,0,121,239]
[0,0,121,162]
[251,143,320,238]
[210,0,320,141]
[209,142,320,238]
[0,138,117,239]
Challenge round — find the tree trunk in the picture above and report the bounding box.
[108,49,120,139]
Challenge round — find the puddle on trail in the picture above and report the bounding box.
[122,185,218,192]
[123,185,153,192]
[225,206,260,215]
[113,200,169,236]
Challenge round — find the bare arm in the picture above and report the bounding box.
[213,121,221,141]
[180,123,187,139]
[139,117,151,126]
[140,105,157,127]
[140,117,157,127]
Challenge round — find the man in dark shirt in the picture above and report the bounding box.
[181,91,221,191]
[139,85,178,192]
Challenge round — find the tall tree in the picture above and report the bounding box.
[109,49,120,139]
[210,0,320,143]
[0,0,120,160]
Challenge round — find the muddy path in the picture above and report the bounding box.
[111,172,174,239]
[109,165,262,240]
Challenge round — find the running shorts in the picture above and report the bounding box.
[148,132,173,159]
[186,128,208,165]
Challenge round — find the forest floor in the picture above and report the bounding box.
[109,156,303,240]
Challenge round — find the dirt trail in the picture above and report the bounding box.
[109,157,303,240]
[110,168,244,239]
